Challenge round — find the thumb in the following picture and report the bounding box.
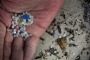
[1,0,43,13]
[0,21,6,60]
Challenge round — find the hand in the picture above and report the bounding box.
[0,0,64,60]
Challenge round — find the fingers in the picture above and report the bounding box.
[0,8,12,28]
[24,36,39,60]
[11,37,23,60]
[3,31,13,60]
[0,22,6,60]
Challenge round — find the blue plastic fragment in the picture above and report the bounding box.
[22,14,30,20]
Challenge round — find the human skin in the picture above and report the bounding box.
[0,0,64,60]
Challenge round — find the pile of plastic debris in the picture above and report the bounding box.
[9,12,33,39]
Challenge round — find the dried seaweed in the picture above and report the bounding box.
[35,52,43,59]
[40,37,45,41]
[65,28,74,34]
[75,55,80,60]
[79,22,86,29]
[60,12,66,19]
[69,43,77,47]
[57,25,61,33]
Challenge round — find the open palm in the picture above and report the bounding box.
[0,0,64,60]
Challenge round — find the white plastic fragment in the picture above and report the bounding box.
[13,29,16,34]
[54,51,57,54]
